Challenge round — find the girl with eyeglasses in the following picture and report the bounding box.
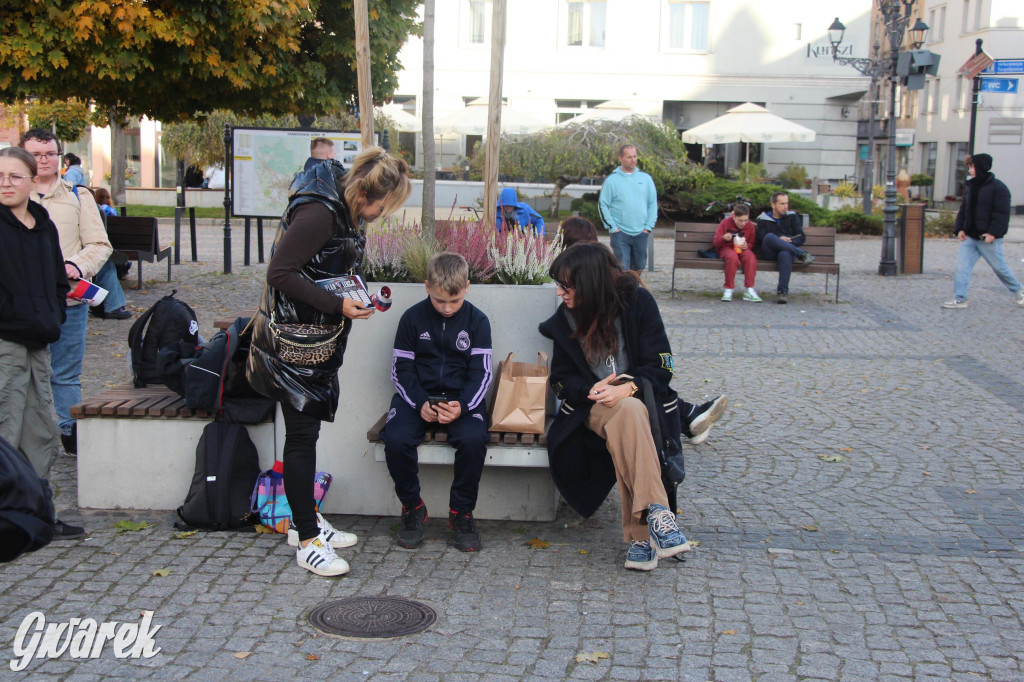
[0,146,71,490]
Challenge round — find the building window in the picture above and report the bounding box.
[663,1,710,52]
[929,5,946,41]
[932,77,941,113]
[948,141,968,198]
[565,1,606,48]
[464,0,489,46]
[555,99,608,124]
[961,0,970,33]
[923,142,937,178]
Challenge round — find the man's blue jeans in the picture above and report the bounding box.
[50,303,88,435]
[609,230,649,271]
[92,261,127,311]
[759,233,806,294]
[953,237,1023,300]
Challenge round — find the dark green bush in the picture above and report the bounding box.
[827,209,883,235]
[570,193,604,230]
[910,173,933,186]
[925,210,956,236]
[666,178,829,225]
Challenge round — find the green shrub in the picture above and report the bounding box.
[831,181,859,198]
[732,162,767,184]
[671,178,829,225]
[777,162,809,190]
[570,192,604,230]
[910,173,933,186]
[925,210,956,236]
[827,209,883,235]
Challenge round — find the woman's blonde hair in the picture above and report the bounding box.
[343,146,412,224]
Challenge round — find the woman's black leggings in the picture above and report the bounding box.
[281,403,322,542]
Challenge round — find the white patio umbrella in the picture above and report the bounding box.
[375,104,421,133]
[681,102,816,163]
[434,98,551,136]
[556,100,660,127]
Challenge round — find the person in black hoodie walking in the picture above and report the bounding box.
[0,147,84,540]
[942,153,1024,309]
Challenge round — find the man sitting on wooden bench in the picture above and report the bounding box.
[755,191,815,305]
[380,254,493,553]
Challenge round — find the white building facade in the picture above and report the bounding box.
[915,0,1023,203]
[392,0,874,182]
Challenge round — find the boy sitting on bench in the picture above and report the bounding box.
[381,253,493,552]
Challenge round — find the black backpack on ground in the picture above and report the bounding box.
[175,421,260,531]
[128,291,199,388]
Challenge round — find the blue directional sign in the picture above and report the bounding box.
[981,60,1024,75]
[980,78,1019,93]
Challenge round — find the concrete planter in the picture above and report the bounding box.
[312,282,561,521]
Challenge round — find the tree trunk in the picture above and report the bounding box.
[420,0,436,239]
[109,108,127,206]
[354,0,374,150]
[482,0,507,230]
[549,179,568,219]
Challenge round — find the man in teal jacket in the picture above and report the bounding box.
[598,144,657,271]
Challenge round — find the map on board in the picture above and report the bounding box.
[231,127,365,218]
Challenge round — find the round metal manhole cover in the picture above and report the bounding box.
[308,597,437,638]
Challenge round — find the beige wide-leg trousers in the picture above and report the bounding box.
[586,397,668,543]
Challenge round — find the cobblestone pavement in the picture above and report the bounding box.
[2,216,1023,680]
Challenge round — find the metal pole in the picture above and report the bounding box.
[968,39,982,156]
[878,36,899,276]
[174,159,184,265]
[862,77,877,215]
[223,124,232,275]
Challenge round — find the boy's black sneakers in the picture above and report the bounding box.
[397,500,427,549]
[448,509,481,552]
[60,424,77,456]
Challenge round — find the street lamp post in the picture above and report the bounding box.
[829,2,929,276]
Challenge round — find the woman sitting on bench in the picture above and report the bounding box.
[539,243,699,571]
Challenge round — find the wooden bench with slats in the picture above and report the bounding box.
[70,383,214,420]
[671,222,841,302]
[366,412,550,447]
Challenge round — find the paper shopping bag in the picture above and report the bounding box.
[489,352,549,434]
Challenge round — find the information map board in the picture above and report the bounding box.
[231,127,365,218]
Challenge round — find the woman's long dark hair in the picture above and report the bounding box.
[549,243,638,362]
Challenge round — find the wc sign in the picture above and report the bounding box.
[10,611,162,671]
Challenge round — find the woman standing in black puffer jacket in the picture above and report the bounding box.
[248,148,411,576]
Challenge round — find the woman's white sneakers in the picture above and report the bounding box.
[296,532,350,576]
[290,513,357,577]
[287,512,358,549]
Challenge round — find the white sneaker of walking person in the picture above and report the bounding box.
[296,530,350,576]
[288,512,358,549]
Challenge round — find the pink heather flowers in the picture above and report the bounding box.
[363,216,562,285]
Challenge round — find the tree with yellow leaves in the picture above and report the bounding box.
[0,0,420,200]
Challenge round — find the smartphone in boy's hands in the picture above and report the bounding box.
[427,395,450,407]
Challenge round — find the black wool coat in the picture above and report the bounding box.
[538,285,681,518]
